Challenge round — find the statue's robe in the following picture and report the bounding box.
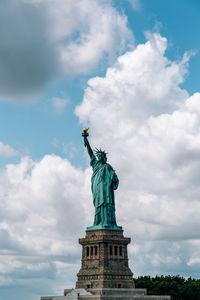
[90,155,119,226]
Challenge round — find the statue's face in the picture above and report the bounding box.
[97,152,107,163]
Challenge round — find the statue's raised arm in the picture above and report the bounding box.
[81,128,121,231]
[82,128,94,160]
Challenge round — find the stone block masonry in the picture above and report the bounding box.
[76,229,134,289]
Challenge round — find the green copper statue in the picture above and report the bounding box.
[82,128,122,231]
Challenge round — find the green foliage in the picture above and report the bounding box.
[134,275,200,300]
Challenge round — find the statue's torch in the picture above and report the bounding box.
[82,128,89,146]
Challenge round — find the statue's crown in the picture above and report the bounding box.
[94,148,107,156]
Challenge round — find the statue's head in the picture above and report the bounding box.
[95,148,107,163]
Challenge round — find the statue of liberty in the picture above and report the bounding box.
[82,128,122,230]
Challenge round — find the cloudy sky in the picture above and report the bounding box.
[0,0,200,299]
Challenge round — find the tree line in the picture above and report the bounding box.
[134,275,200,300]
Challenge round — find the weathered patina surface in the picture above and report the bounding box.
[82,129,121,230]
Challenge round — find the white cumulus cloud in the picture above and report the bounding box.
[0,154,93,298]
[0,0,133,102]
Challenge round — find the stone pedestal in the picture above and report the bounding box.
[40,229,171,300]
[76,229,134,289]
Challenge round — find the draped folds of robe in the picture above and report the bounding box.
[90,155,119,226]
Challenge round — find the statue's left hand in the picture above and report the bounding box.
[112,173,119,190]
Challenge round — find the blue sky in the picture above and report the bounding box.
[1,1,200,299]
